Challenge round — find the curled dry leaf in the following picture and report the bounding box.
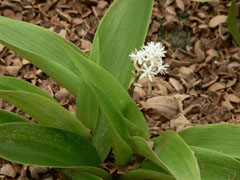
[209,15,227,28]
[222,100,234,111]
[54,88,70,101]
[175,0,185,11]
[146,96,178,117]
[173,94,191,112]
[208,82,225,92]
[169,77,184,92]
[133,86,146,101]
[194,40,205,61]
[170,114,191,132]
[224,94,240,103]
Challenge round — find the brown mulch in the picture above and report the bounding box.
[0,0,240,179]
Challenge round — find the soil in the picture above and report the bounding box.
[0,0,240,179]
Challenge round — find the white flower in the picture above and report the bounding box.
[129,42,168,82]
[139,64,156,82]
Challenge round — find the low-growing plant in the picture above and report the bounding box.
[0,0,240,180]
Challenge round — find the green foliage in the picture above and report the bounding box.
[0,109,30,124]
[192,147,240,180]
[179,124,240,158]
[152,131,201,180]
[0,123,100,166]
[228,0,240,46]
[0,0,239,179]
[0,91,90,139]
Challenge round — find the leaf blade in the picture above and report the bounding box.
[153,130,201,180]
[0,16,85,96]
[119,169,175,180]
[179,123,240,158]
[228,0,240,46]
[91,0,154,88]
[192,146,240,180]
[0,90,90,139]
[0,76,55,101]
[0,109,30,124]
[0,123,100,167]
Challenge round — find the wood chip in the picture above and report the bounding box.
[208,82,225,92]
[6,66,21,76]
[56,9,72,22]
[0,164,16,178]
[54,88,70,101]
[170,114,190,132]
[175,0,185,11]
[98,1,108,9]
[209,15,227,28]
[0,44,4,52]
[81,39,92,50]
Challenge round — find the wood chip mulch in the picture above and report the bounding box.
[0,0,240,179]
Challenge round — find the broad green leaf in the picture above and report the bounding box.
[0,91,90,139]
[0,15,87,96]
[130,136,170,173]
[0,15,149,140]
[89,0,154,163]
[0,123,100,167]
[179,124,240,158]
[0,109,30,124]
[60,167,111,180]
[86,81,132,165]
[66,48,149,140]
[91,0,154,88]
[76,80,99,130]
[228,0,240,46]
[192,147,240,180]
[62,172,102,180]
[154,131,201,180]
[119,169,175,180]
[92,115,111,162]
[0,76,55,101]
[141,160,167,174]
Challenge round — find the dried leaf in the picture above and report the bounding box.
[209,15,227,28]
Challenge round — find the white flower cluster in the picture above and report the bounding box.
[129,42,169,82]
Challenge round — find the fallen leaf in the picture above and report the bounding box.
[146,96,178,116]
[209,15,227,28]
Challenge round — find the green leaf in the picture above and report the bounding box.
[140,160,167,174]
[86,81,132,165]
[89,0,154,163]
[153,131,201,180]
[192,147,240,180]
[0,76,55,101]
[0,15,149,140]
[119,169,175,180]
[92,115,111,162]
[0,16,87,96]
[67,47,149,140]
[60,167,111,180]
[91,0,154,88]
[179,124,240,158]
[76,80,99,130]
[0,123,100,167]
[0,91,90,139]
[0,109,30,124]
[64,172,102,180]
[130,136,170,173]
[228,0,240,46]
